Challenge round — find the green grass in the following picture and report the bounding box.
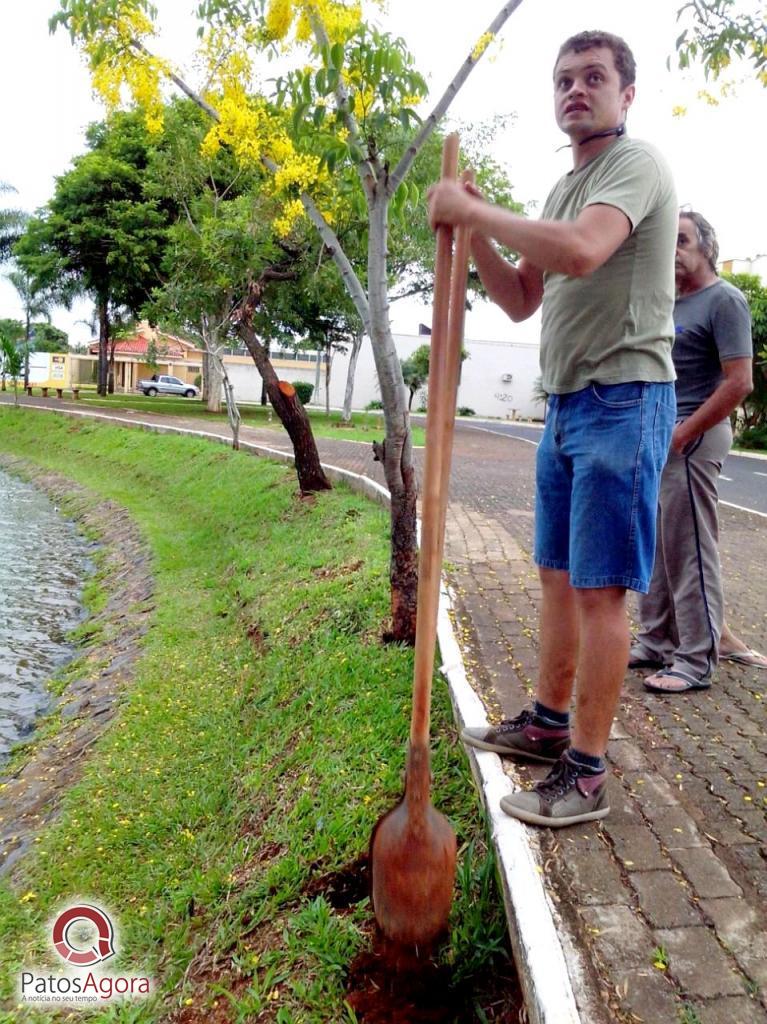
[0,407,515,1022]
[42,389,428,446]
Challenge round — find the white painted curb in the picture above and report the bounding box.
[13,401,580,1023]
[436,583,580,1024]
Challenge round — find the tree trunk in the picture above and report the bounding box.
[342,329,364,423]
[97,300,109,397]
[23,311,31,389]
[260,338,270,405]
[205,349,223,413]
[223,374,241,450]
[368,190,418,644]
[201,348,210,402]
[107,343,116,394]
[325,338,331,416]
[238,322,331,494]
[201,313,238,445]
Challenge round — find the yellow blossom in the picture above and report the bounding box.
[697,89,720,107]
[471,31,494,63]
[265,0,294,42]
[273,198,306,237]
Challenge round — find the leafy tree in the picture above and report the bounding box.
[4,268,53,387]
[0,183,27,263]
[400,344,430,411]
[531,375,549,409]
[0,329,23,404]
[255,253,362,415]
[29,323,70,353]
[143,100,331,482]
[53,0,524,642]
[675,1,767,84]
[0,319,24,345]
[14,111,174,395]
[722,271,767,429]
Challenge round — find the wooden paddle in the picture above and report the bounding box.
[370,134,472,946]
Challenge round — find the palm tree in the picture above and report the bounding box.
[0,330,23,405]
[0,182,27,263]
[4,267,52,387]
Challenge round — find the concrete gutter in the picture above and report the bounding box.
[12,402,581,1024]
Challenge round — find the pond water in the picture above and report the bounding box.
[0,469,92,759]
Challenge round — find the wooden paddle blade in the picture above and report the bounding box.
[371,743,457,945]
[371,798,457,946]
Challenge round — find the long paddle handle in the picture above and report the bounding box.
[438,169,474,546]
[410,138,472,750]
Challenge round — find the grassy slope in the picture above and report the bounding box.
[0,408,512,1023]
[62,391,428,447]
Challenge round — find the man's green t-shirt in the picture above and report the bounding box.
[540,136,677,394]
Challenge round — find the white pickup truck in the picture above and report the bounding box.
[138,374,199,398]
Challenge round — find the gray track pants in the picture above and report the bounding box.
[635,419,732,682]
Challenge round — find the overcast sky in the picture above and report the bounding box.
[1,0,765,346]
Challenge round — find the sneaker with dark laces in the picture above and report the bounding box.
[461,709,570,763]
[499,751,609,827]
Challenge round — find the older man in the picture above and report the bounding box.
[633,211,753,693]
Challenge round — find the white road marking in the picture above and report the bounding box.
[755,471,767,478]
[720,500,767,519]
[466,425,540,446]
[720,475,733,482]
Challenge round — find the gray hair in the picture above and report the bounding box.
[679,210,719,272]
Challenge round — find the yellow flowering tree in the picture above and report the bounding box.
[52,0,525,642]
[676,1,767,86]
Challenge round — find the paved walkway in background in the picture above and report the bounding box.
[5,396,767,1024]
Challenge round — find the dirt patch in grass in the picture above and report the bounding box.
[304,857,525,1022]
[245,620,268,654]
[302,853,370,911]
[347,936,456,1024]
[346,928,523,1023]
[312,559,364,580]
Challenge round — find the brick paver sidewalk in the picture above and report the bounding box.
[7,397,766,1024]
[442,426,767,1024]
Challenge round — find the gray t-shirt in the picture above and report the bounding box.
[673,278,753,417]
[540,136,677,394]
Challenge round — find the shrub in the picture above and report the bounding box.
[365,399,383,410]
[292,380,314,405]
[194,375,202,389]
[737,425,767,450]
[458,406,475,417]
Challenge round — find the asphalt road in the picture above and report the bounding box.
[457,419,767,517]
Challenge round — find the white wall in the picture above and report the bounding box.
[223,332,544,420]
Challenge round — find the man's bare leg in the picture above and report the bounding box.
[536,567,579,714]
[571,586,629,757]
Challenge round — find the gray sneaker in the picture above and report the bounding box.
[500,752,609,828]
[461,709,570,763]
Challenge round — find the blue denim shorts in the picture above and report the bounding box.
[534,381,676,592]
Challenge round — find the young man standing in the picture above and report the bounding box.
[632,212,753,693]
[428,31,677,826]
